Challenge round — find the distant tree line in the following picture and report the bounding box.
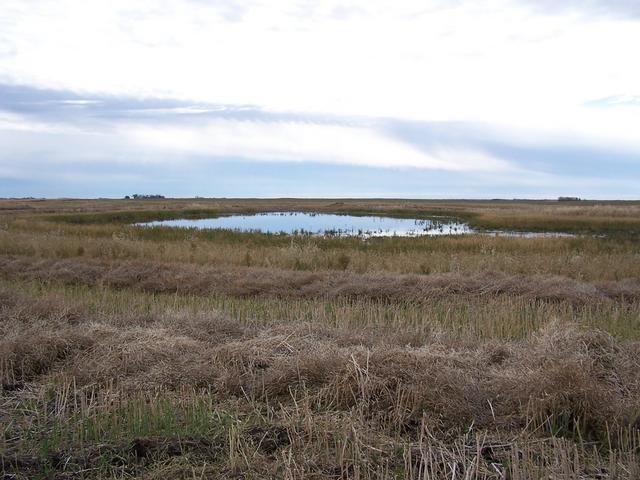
[558,197,582,202]
[124,194,165,200]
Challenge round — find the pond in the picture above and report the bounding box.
[137,211,472,237]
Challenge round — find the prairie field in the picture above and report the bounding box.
[1,198,640,479]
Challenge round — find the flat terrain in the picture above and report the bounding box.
[1,198,639,479]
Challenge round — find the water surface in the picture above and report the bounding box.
[138,211,472,237]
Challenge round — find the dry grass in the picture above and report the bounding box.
[2,227,640,281]
[1,285,640,478]
[3,197,640,232]
[3,199,640,282]
[1,255,639,307]
[1,199,639,478]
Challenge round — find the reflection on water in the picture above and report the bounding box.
[137,211,472,237]
[138,211,577,238]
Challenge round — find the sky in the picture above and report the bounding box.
[0,0,639,199]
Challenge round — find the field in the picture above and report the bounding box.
[1,198,640,479]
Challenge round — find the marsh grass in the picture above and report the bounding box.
[47,208,222,225]
[19,197,640,236]
[1,198,640,479]
[2,304,640,478]
[4,383,639,479]
[2,224,639,281]
[3,278,640,340]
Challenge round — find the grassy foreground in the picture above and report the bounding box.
[1,198,640,479]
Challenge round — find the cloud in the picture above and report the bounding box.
[1,0,639,125]
[0,110,86,135]
[1,83,638,194]
[0,83,516,173]
[122,119,512,172]
[584,95,640,108]
[0,101,514,175]
[1,2,639,198]
[517,0,640,18]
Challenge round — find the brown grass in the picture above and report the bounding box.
[1,255,639,307]
[1,285,640,478]
[4,206,640,282]
[1,198,639,478]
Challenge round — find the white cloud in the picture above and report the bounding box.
[515,0,640,18]
[123,119,513,171]
[2,0,639,124]
[0,111,85,134]
[0,0,638,183]
[0,109,513,173]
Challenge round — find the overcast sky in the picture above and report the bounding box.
[1,0,639,198]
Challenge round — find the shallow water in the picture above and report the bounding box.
[138,211,578,238]
[138,211,472,237]
[484,230,576,238]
